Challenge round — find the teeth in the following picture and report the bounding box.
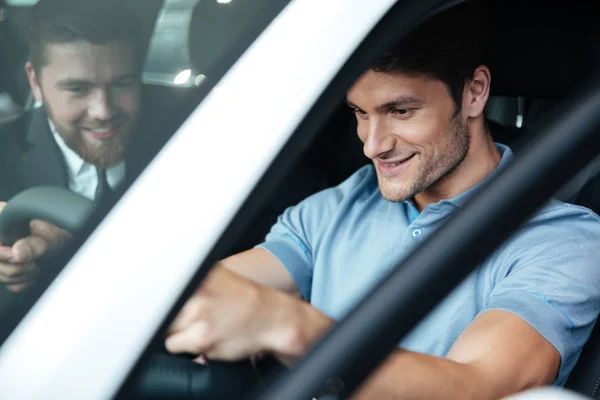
[89,128,110,133]
[386,162,400,167]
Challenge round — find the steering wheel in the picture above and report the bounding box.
[0,186,284,399]
[0,186,94,246]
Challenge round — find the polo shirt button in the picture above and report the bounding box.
[412,229,422,238]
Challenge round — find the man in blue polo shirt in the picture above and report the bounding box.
[163,4,600,398]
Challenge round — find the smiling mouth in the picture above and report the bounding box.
[376,154,416,176]
[82,126,120,140]
[383,154,416,167]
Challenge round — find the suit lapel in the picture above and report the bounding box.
[18,108,69,189]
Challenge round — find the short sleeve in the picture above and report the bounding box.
[257,166,372,301]
[485,206,600,384]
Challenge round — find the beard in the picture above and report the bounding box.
[378,114,471,202]
[45,104,134,169]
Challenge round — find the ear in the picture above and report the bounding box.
[25,61,44,103]
[462,65,491,119]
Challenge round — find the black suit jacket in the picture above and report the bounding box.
[0,107,71,202]
[16,107,70,192]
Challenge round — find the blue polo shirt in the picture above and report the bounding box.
[259,144,600,384]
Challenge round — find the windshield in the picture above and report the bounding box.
[0,0,286,345]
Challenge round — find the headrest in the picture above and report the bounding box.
[486,0,598,99]
[0,9,29,106]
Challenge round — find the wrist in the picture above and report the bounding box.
[259,289,332,362]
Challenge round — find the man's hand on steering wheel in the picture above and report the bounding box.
[165,267,333,364]
[0,202,72,293]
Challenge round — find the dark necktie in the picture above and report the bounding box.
[95,168,112,201]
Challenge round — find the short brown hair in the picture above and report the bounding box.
[373,2,491,111]
[25,0,145,75]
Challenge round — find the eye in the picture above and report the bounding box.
[352,108,368,120]
[66,86,88,96]
[392,108,412,116]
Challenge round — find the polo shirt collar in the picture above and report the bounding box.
[404,143,514,212]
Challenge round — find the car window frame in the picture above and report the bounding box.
[0,0,397,398]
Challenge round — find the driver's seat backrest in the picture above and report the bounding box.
[565,319,600,398]
[563,158,600,398]
[574,172,600,216]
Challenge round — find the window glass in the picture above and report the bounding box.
[0,0,287,344]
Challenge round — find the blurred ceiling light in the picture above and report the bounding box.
[173,69,192,85]
[217,0,232,4]
[5,0,40,5]
[195,74,207,87]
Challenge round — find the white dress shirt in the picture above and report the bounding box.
[49,121,126,201]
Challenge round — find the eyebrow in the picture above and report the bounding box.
[56,72,139,88]
[346,96,424,113]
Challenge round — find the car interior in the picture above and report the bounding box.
[1,0,600,398]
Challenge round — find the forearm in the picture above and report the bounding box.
[263,290,334,366]
[268,302,534,400]
[265,298,483,397]
[351,349,490,400]
[272,318,490,399]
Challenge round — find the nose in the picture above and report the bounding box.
[361,117,396,160]
[87,89,116,121]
